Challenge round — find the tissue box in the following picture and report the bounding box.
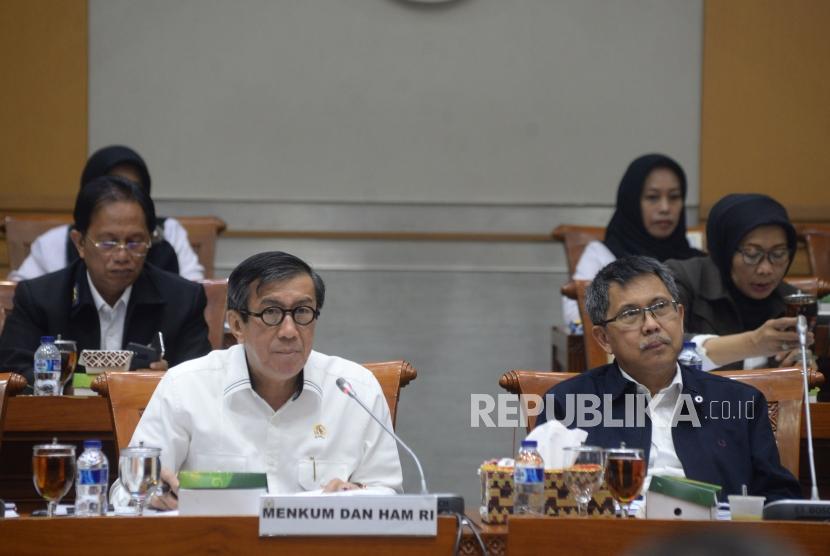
[479,462,615,524]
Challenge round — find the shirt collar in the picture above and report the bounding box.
[617,362,683,398]
[222,345,323,401]
[86,272,132,312]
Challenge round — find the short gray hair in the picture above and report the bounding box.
[585,256,680,325]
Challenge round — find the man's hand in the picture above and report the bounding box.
[321,478,365,492]
[149,467,179,510]
[149,358,169,371]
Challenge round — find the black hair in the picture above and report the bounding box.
[227,251,326,319]
[586,256,680,325]
[73,175,156,235]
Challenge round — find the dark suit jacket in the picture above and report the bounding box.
[0,260,212,384]
[666,256,795,369]
[536,362,802,501]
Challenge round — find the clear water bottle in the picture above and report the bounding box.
[514,439,545,515]
[33,336,61,396]
[75,439,109,516]
[678,340,703,372]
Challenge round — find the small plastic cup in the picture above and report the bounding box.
[728,494,766,521]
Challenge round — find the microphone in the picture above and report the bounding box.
[336,377,464,514]
[764,313,828,519]
[336,377,428,494]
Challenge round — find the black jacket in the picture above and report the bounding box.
[0,260,212,384]
[536,362,802,501]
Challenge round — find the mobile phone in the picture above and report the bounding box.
[127,340,161,370]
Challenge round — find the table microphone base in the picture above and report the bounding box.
[763,499,830,521]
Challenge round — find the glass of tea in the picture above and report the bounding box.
[563,445,605,516]
[603,443,646,518]
[32,438,76,517]
[784,292,818,332]
[54,338,77,395]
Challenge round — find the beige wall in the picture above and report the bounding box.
[701,0,830,221]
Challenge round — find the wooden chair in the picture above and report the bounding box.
[200,279,228,350]
[560,280,609,370]
[0,372,28,449]
[0,281,16,336]
[92,359,417,457]
[3,213,226,279]
[498,367,806,476]
[3,215,73,270]
[802,231,830,284]
[176,216,226,279]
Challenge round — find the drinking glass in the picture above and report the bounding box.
[784,292,818,332]
[119,443,161,516]
[603,444,646,518]
[32,439,76,517]
[54,338,77,395]
[562,446,605,516]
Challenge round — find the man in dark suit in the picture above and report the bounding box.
[0,176,212,385]
[536,255,800,501]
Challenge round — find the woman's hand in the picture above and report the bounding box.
[750,317,813,357]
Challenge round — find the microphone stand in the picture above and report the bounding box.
[798,315,820,501]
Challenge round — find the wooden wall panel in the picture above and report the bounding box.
[0,0,87,212]
[701,0,830,221]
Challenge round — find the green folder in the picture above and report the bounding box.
[649,475,721,507]
[177,471,267,490]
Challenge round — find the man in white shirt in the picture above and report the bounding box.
[537,256,800,501]
[137,251,403,510]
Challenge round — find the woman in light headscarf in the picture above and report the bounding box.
[563,154,703,325]
[666,193,812,370]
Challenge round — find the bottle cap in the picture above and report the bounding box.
[521,440,538,448]
[83,439,102,450]
[40,336,55,344]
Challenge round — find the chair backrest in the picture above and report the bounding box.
[362,360,418,429]
[201,279,228,350]
[0,372,29,449]
[782,275,830,298]
[92,371,165,459]
[0,281,17,337]
[176,216,226,279]
[561,280,610,370]
[499,367,804,476]
[4,215,73,270]
[552,224,706,276]
[93,359,417,457]
[802,231,830,284]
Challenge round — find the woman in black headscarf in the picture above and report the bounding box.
[563,154,703,324]
[666,193,811,370]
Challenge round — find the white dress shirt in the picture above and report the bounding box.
[113,345,402,503]
[8,219,204,281]
[618,363,686,491]
[87,273,131,350]
[562,241,616,325]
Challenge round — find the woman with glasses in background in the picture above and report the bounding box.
[0,176,212,386]
[665,193,811,370]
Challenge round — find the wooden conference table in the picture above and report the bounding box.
[0,514,829,556]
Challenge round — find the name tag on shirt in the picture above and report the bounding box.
[259,494,437,537]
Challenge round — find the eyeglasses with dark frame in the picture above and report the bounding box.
[87,238,152,257]
[237,306,320,327]
[599,299,679,328]
[736,247,790,267]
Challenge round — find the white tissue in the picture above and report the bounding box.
[525,420,588,468]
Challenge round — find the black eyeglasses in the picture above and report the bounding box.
[599,299,679,328]
[238,306,320,327]
[736,247,790,267]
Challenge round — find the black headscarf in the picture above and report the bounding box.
[706,193,797,329]
[80,145,152,193]
[603,154,702,261]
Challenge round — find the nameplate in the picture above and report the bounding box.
[259,494,438,537]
